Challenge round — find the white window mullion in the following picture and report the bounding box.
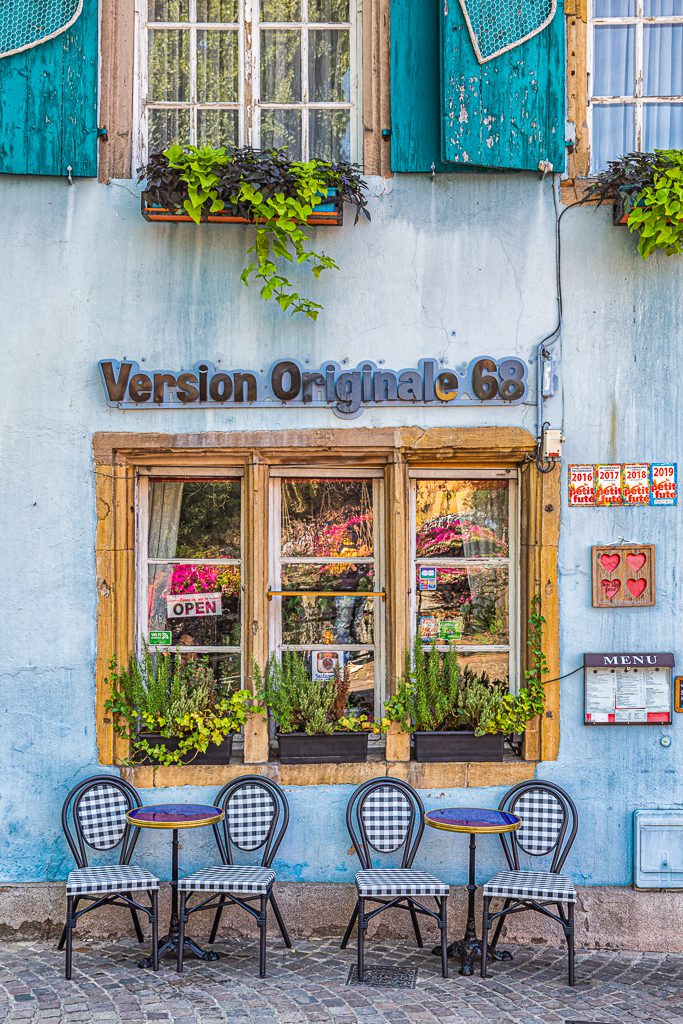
[635,0,644,150]
[301,0,309,158]
[189,0,198,143]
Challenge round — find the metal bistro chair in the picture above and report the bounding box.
[341,778,449,981]
[177,776,291,977]
[60,775,160,979]
[480,780,579,986]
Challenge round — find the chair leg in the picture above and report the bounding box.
[209,896,226,944]
[408,902,424,948]
[177,893,187,973]
[269,891,292,948]
[65,896,75,981]
[357,898,366,983]
[259,895,268,978]
[151,890,159,972]
[480,896,491,979]
[489,898,511,950]
[340,903,359,950]
[439,897,449,979]
[58,897,78,951]
[566,903,575,986]
[130,904,145,944]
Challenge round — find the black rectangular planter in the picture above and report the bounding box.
[277,732,369,764]
[413,731,505,763]
[138,733,234,765]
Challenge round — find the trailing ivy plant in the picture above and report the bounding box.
[139,145,370,320]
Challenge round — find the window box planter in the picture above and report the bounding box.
[140,189,343,226]
[138,733,234,766]
[277,731,369,765]
[413,731,505,763]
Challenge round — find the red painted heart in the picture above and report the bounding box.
[626,552,647,574]
[601,579,621,600]
[627,578,647,598]
[600,553,621,573]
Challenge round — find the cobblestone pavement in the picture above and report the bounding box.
[0,936,681,1024]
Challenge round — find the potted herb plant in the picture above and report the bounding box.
[138,145,370,320]
[104,651,256,767]
[385,594,548,763]
[257,654,377,764]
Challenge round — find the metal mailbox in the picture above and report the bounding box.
[634,810,683,890]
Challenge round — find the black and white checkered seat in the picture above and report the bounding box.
[226,784,276,851]
[483,870,576,903]
[76,783,130,850]
[66,864,159,896]
[514,787,566,855]
[178,865,276,895]
[360,785,412,852]
[356,868,449,897]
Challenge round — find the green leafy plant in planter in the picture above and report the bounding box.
[139,145,370,320]
[256,653,377,735]
[104,651,257,766]
[586,149,683,258]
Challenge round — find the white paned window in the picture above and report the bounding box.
[137,473,244,688]
[136,0,359,163]
[268,470,385,719]
[589,0,683,171]
[410,470,519,693]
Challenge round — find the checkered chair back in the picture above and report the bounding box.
[62,775,142,869]
[347,778,424,869]
[214,776,289,867]
[500,781,578,873]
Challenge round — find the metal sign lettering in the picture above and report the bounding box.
[99,357,528,419]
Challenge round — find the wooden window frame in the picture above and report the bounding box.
[93,426,559,780]
[99,0,391,180]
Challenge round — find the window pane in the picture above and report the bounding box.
[644,0,683,13]
[281,563,375,591]
[591,104,635,171]
[643,26,683,96]
[198,108,239,147]
[196,0,238,20]
[309,29,350,101]
[149,481,241,558]
[309,0,350,21]
[148,108,191,151]
[260,30,302,101]
[415,479,508,559]
[148,30,190,101]
[643,104,683,150]
[197,29,239,102]
[260,109,302,156]
[281,479,374,557]
[309,109,350,161]
[281,595,374,645]
[292,650,374,715]
[416,564,509,646]
[592,0,635,14]
[260,0,301,19]
[148,0,189,22]
[148,564,241,646]
[457,651,509,684]
[172,651,242,690]
[592,26,635,96]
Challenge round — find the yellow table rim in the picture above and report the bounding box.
[424,810,521,835]
[126,809,224,830]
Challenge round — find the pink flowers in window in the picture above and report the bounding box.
[171,564,240,596]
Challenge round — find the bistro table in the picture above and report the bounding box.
[425,807,521,976]
[127,803,224,967]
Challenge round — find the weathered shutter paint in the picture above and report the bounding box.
[0,0,98,177]
[390,0,453,173]
[441,0,566,172]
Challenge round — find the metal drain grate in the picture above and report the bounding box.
[346,965,418,988]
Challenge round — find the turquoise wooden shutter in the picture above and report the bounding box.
[441,0,566,172]
[0,0,98,176]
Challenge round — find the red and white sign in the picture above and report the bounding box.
[166,592,222,618]
[568,465,596,507]
[622,463,650,506]
[595,464,622,507]
[650,463,677,506]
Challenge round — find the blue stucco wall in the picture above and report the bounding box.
[1,171,682,890]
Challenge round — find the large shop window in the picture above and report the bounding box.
[137,0,359,163]
[268,471,384,718]
[411,471,518,690]
[139,473,244,687]
[589,0,683,171]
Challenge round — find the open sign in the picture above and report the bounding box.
[166,593,222,618]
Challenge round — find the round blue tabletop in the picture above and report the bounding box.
[424,807,521,834]
[127,803,223,829]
